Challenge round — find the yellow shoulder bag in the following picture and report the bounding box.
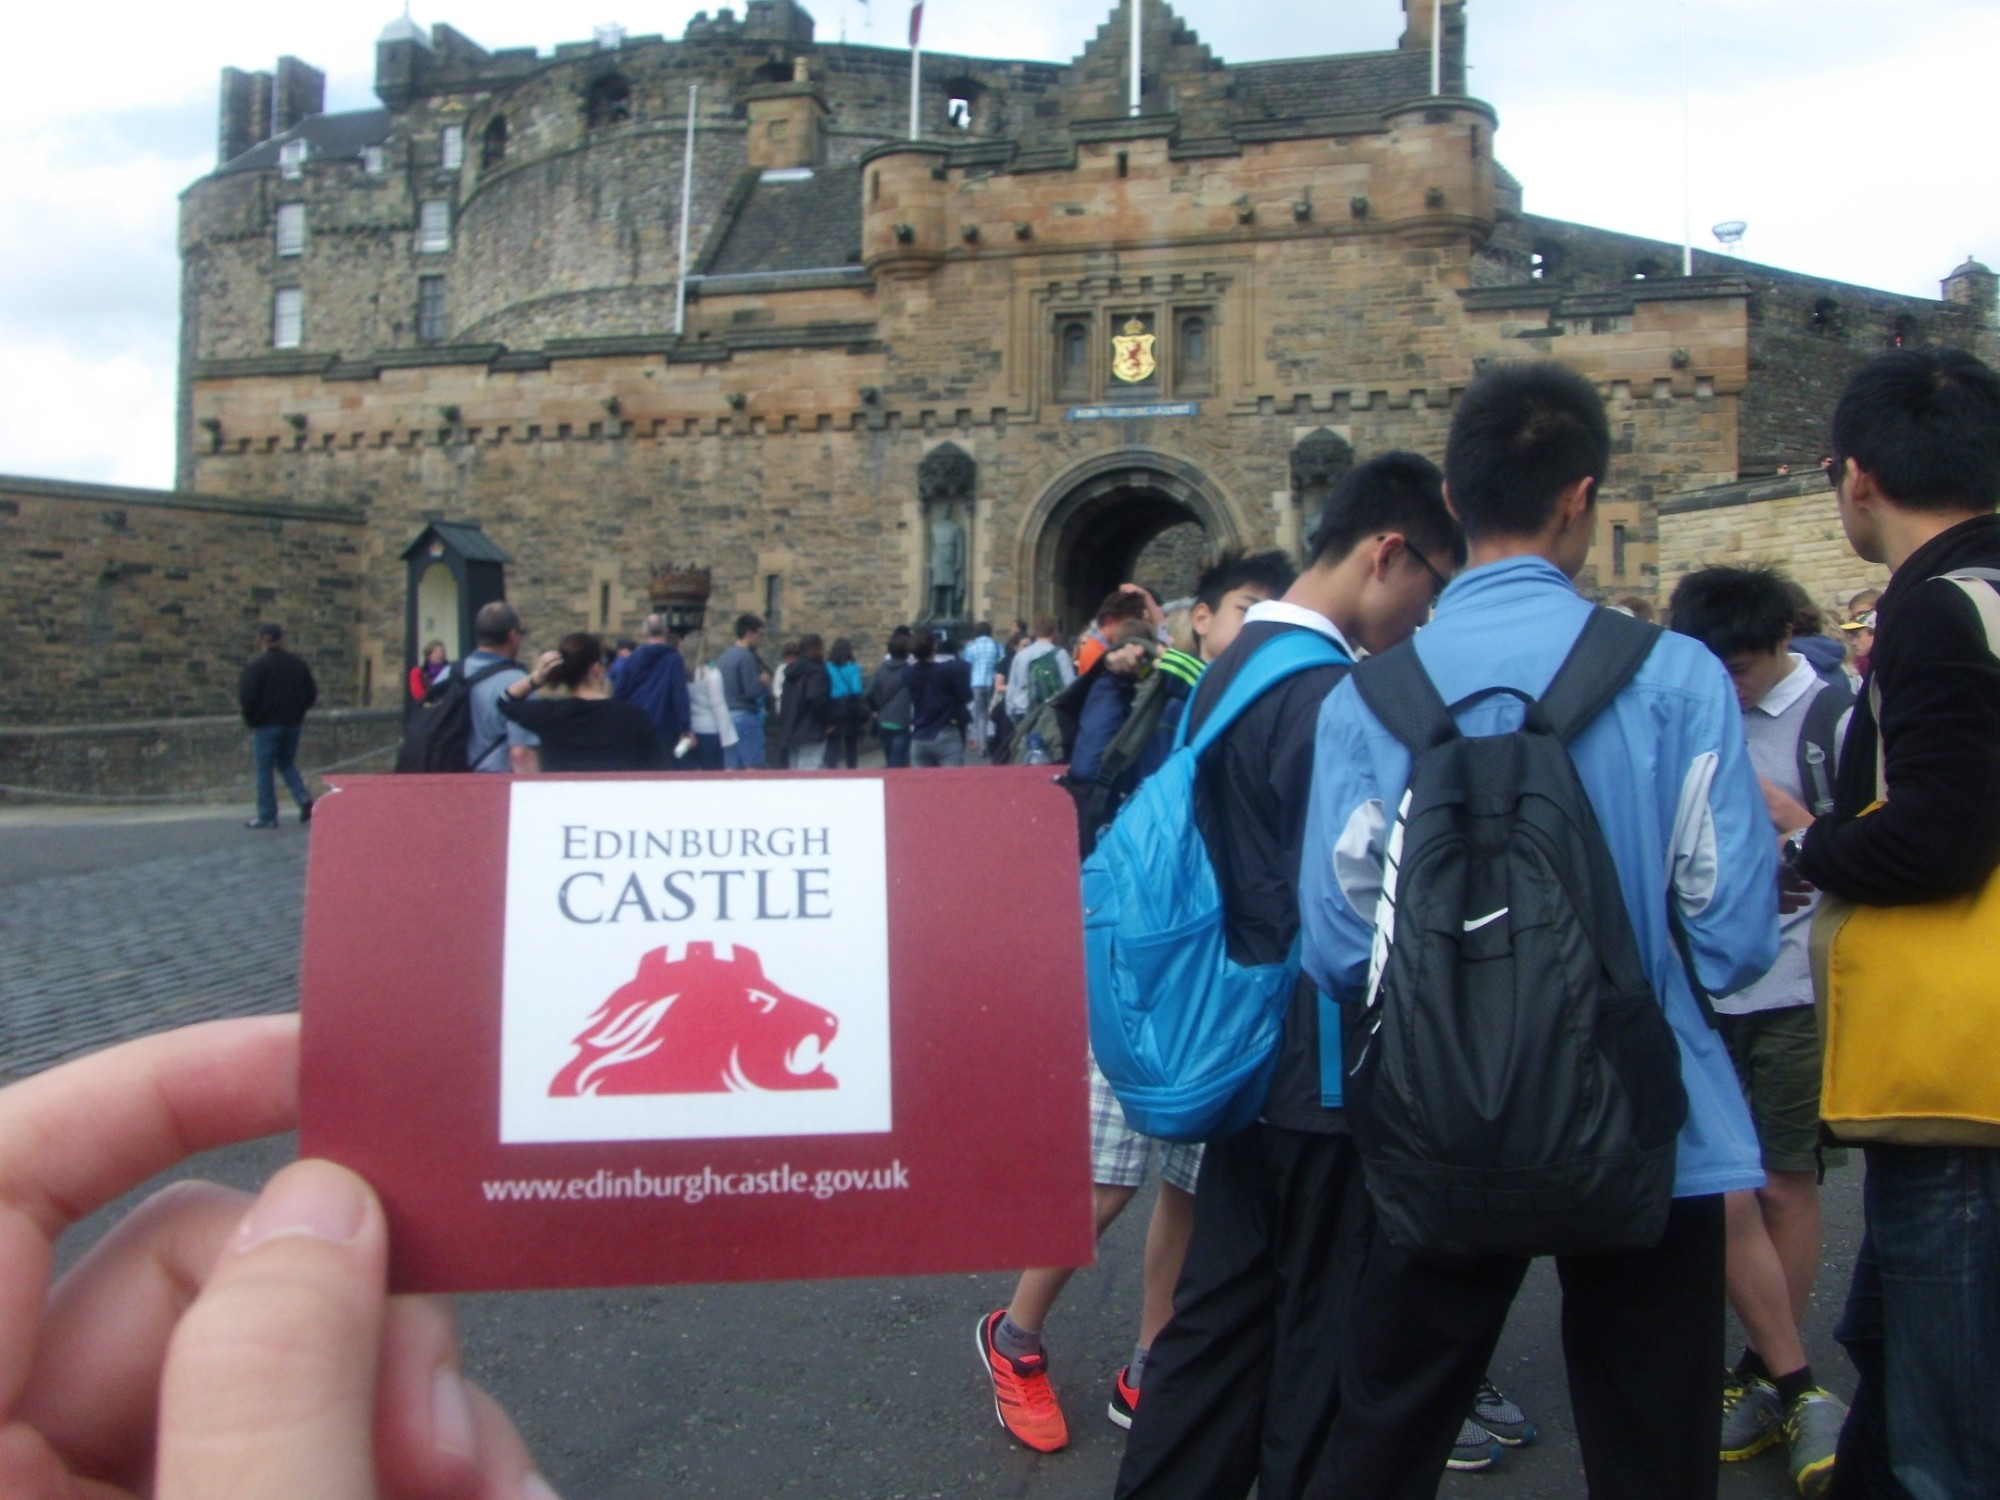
[1811,569,2000,1146]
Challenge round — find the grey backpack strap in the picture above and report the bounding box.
[1536,608,1662,743]
[1796,679,1853,817]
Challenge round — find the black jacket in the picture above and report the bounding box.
[776,657,832,749]
[1186,618,1354,1133]
[238,648,319,728]
[1799,512,2000,906]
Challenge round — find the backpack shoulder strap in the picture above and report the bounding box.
[1937,570,2000,657]
[461,657,524,690]
[1185,630,1350,758]
[1536,608,1661,743]
[1351,640,1455,755]
[1795,676,1853,818]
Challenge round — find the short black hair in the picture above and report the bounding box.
[1831,348,2000,514]
[256,622,284,642]
[1194,549,1296,611]
[1445,362,1611,539]
[1667,566,1796,659]
[734,612,765,638]
[910,632,936,662]
[1308,451,1464,570]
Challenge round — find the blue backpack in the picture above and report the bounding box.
[1084,630,1350,1142]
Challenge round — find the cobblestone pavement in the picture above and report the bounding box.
[14,802,1845,1498]
[0,807,308,1081]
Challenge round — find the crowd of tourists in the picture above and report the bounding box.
[37,345,2000,1500]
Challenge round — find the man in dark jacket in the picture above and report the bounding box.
[610,614,694,760]
[238,623,318,828]
[776,634,834,770]
[1771,348,2000,1500]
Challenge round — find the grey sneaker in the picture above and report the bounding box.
[1471,1378,1537,1447]
[1447,1416,1501,1472]
[1720,1376,1783,1461]
[1784,1388,1846,1498]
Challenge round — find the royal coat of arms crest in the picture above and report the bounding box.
[1111,318,1157,384]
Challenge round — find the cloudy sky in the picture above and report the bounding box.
[2,0,1993,490]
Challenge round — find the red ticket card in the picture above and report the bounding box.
[298,770,1094,1293]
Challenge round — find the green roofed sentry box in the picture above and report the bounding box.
[401,521,510,690]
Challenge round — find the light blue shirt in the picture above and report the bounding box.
[1300,556,1774,1199]
[460,648,538,771]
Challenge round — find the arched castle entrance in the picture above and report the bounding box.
[1020,450,1243,628]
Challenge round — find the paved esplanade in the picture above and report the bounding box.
[8,802,1850,1498]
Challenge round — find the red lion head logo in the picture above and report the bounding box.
[548,942,839,1097]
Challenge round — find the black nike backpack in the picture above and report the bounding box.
[394,658,523,773]
[1345,608,1691,1259]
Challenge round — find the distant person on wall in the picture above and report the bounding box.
[716,613,770,771]
[407,639,448,706]
[496,632,663,772]
[238,623,318,829]
[609,613,695,762]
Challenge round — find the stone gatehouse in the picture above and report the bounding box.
[168,0,1996,710]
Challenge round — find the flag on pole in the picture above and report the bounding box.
[909,1,923,46]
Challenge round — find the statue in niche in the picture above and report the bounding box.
[918,442,977,620]
[927,502,966,620]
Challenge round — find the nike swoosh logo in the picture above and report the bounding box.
[1462,908,1509,932]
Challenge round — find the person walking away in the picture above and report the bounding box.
[1668,565,1853,1495]
[776,635,834,770]
[977,548,1294,1456]
[716,614,769,771]
[825,637,866,768]
[610,614,695,761]
[687,648,738,771]
[1298,363,1776,1500]
[1108,453,1465,1500]
[238,623,318,828]
[962,622,1003,753]
[905,635,971,768]
[867,630,916,768]
[496,633,663,772]
[1773,349,2000,1500]
[1003,616,1076,727]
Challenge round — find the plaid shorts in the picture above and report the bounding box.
[1089,1058,1203,1193]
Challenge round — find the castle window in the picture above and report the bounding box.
[587,74,632,128]
[482,116,508,169]
[1891,312,1920,348]
[1612,522,1628,579]
[941,77,984,132]
[1811,296,1842,333]
[1174,310,1212,396]
[274,202,305,257]
[1055,315,1092,398]
[416,276,447,343]
[1529,240,1562,282]
[272,288,303,349]
[947,96,973,129]
[1630,256,1663,281]
[440,124,464,170]
[416,199,451,253]
[278,139,307,179]
[361,144,386,174]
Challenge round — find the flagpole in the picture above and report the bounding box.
[1129,0,1142,116]
[1431,0,1442,95]
[908,3,922,140]
[674,82,697,338]
[1680,0,1693,275]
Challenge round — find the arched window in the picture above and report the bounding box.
[586,74,631,128]
[1175,311,1212,396]
[1056,317,1091,398]
[1630,256,1663,282]
[941,77,984,132]
[481,116,508,169]
[1891,312,1920,348]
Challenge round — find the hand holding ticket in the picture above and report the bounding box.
[0,1016,554,1499]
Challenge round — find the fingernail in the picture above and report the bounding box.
[235,1161,368,1251]
[432,1368,476,1462]
[522,1474,565,1500]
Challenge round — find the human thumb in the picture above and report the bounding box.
[156,1159,388,1500]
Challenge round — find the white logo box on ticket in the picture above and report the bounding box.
[499,779,893,1145]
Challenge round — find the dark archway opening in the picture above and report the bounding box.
[1053,484,1209,628]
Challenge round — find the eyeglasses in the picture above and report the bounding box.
[1405,539,1452,600]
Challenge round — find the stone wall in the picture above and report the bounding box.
[1657,471,1889,620]
[0,476,367,725]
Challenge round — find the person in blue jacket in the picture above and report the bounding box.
[1298,363,1778,1500]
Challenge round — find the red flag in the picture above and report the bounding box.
[909,1,923,47]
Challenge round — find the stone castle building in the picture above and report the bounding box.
[11,0,1993,753]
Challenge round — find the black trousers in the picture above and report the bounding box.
[1303,1192,1726,1500]
[1114,1125,1370,1500]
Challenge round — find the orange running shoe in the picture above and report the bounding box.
[976,1310,1069,1453]
[1108,1365,1140,1430]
